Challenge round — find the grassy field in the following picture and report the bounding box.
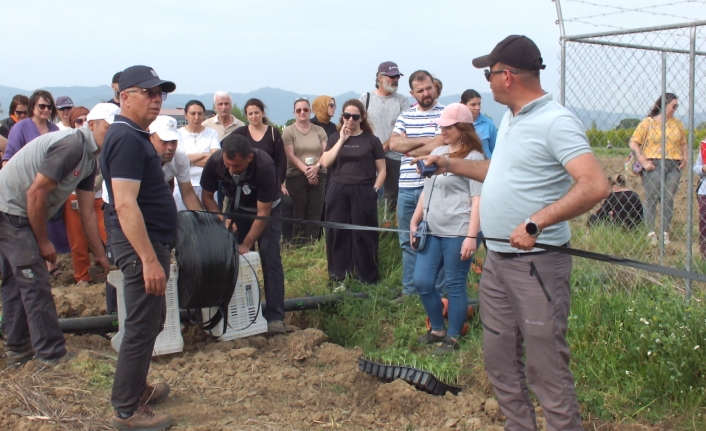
[282,217,706,428]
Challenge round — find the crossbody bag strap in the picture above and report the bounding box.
[422,176,438,222]
[366,92,370,112]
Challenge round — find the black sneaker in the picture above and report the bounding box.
[416,331,446,344]
[5,343,34,367]
[431,336,460,356]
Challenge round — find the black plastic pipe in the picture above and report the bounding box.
[58,292,369,334]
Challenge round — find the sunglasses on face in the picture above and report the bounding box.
[673,104,680,110]
[37,103,53,111]
[74,118,86,126]
[387,74,401,80]
[124,88,168,101]
[484,68,519,82]
[14,110,27,116]
[328,103,336,108]
[342,112,361,121]
[58,106,73,111]
[295,107,310,114]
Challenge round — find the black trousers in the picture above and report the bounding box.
[0,212,67,359]
[325,182,379,284]
[382,157,401,210]
[232,205,285,322]
[110,228,170,416]
[102,202,118,314]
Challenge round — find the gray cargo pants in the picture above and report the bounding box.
[480,250,582,431]
[0,212,67,359]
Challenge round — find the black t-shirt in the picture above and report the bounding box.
[200,148,280,211]
[325,131,385,185]
[100,115,177,243]
[595,190,643,229]
[233,126,286,185]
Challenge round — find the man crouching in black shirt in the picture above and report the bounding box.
[200,134,286,334]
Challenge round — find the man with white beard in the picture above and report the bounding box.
[360,62,410,208]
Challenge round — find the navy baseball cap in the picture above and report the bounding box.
[118,65,176,93]
[56,96,74,109]
[378,61,403,76]
[472,35,546,71]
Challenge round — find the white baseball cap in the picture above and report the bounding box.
[86,103,121,124]
[149,115,179,142]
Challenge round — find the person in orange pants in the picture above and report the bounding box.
[64,193,107,284]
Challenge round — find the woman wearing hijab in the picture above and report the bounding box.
[310,96,337,138]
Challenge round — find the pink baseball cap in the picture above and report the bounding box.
[434,103,474,127]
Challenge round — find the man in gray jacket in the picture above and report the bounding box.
[0,103,113,366]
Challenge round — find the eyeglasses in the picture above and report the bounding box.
[58,106,73,111]
[295,107,310,114]
[37,103,53,111]
[74,118,86,126]
[124,88,168,101]
[14,110,27,117]
[484,68,519,82]
[342,112,361,121]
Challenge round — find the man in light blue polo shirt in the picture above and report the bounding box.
[419,35,609,430]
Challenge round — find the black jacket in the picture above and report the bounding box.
[310,116,338,138]
[0,117,16,139]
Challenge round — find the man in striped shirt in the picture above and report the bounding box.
[389,70,445,300]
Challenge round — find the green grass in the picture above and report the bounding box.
[281,207,706,427]
[68,356,115,390]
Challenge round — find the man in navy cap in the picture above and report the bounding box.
[101,65,177,430]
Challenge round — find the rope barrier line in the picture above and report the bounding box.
[188,210,706,283]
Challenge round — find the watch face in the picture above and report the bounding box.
[526,222,539,236]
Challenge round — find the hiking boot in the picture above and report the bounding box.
[432,336,460,356]
[266,320,286,335]
[37,351,75,367]
[5,343,34,367]
[140,382,170,405]
[416,331,446,345]
[109,403,172,431]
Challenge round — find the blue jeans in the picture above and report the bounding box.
[397,187,423,295]
[413,236,471,339]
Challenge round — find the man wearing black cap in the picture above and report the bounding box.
[101,65,177,430]
[360,61,410,210]
[108,72,121,106]
[419,35,608,430]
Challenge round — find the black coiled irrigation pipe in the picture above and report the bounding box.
[58,293,368,334]
[174,211,239,329]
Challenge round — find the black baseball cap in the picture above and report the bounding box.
[472,35,546,71]
[378,61,403,76]
[118,65,176,93]
[112,72,122,84]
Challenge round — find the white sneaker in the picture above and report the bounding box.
[333,283,346,293]
[647,231,657,246]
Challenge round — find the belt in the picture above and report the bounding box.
[495,242,569,259]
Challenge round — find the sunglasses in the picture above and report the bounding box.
[14,110,27,116]
[74,118,86,126]
[295,107,310,114]
[342,112,361,121]
[328,103,336,108]
[673,104,680,110]
[124,88,168,101]
[484,68,519,82]
[37,103,53,111]
[58,106,73,111]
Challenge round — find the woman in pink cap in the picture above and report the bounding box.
[410,103,484,355]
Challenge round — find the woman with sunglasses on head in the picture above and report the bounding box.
[62,106,108,285]
[410,103,483,356]
[3,90,59,166]
[234,99,293,242]
[629,93,687,245]
[282,98,329,243]
[320,99,386,287]
[310,96,337,138]
[175,99,221,211]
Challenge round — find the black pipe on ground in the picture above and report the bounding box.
[58,292,369,334]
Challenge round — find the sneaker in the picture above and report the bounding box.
[647,231,657,246]
[332,283,346,293]
[109,403,172,431]
[390,292,407,304]
[266,320,286,335]
[37,351,75,367]
[5,344,34,367]
[431,336,460,356]
[416,331,446,344]
[140,382,170,405]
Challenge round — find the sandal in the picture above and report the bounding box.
[417,330,446,344]
[49,268,63,277]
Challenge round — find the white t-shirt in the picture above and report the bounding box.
[178,127,221,185]
[102,147,192,205]
[56,122,71,131]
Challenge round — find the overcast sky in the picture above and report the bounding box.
[3,0,704,97]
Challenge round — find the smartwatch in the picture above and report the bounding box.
[525,218,542,238]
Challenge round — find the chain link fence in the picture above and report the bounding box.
[558,18,706,300]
